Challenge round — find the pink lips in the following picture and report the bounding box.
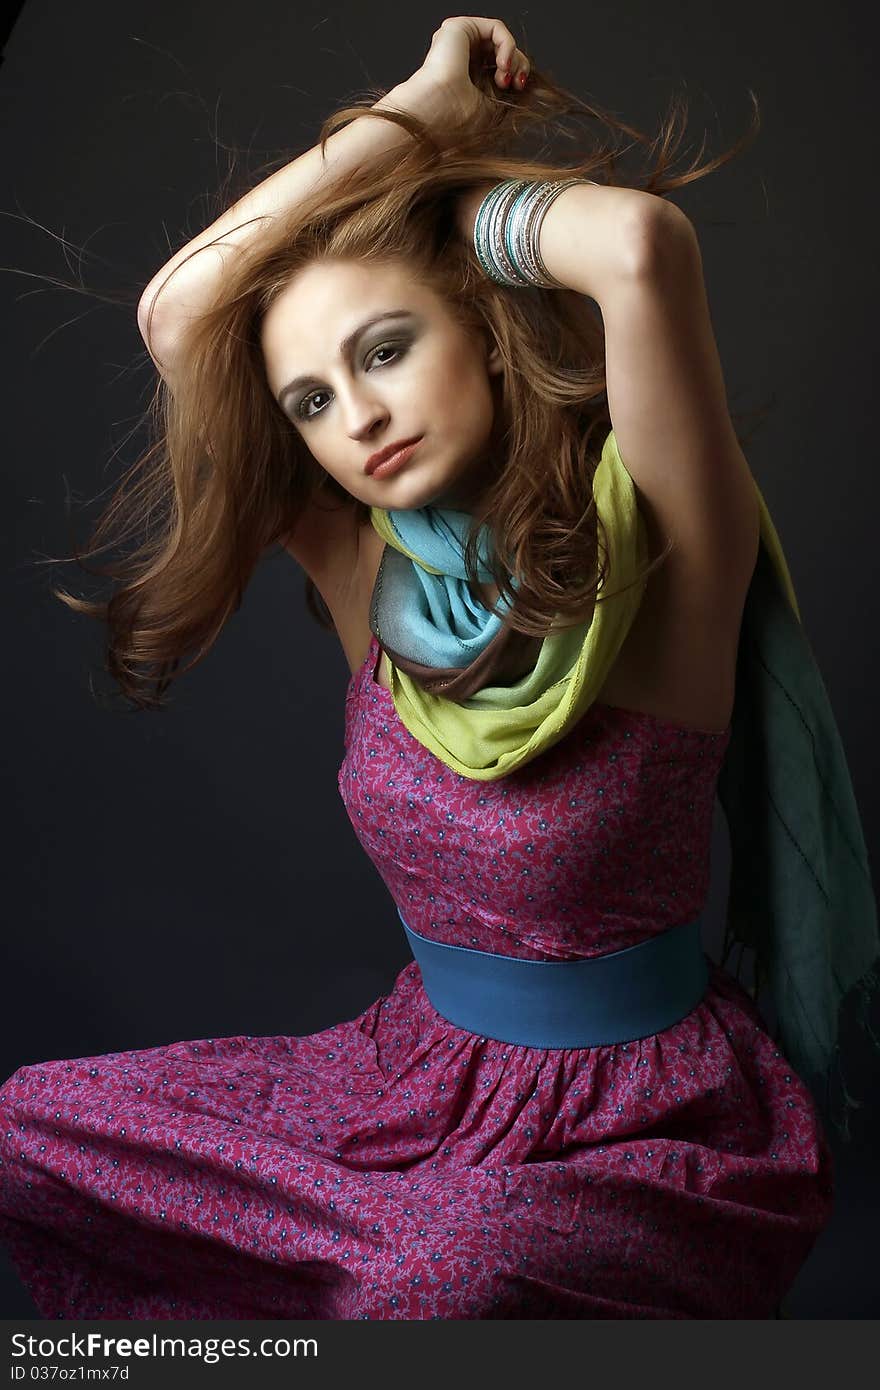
[366,437,423,478]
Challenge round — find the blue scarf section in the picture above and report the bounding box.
[370,506,518,667]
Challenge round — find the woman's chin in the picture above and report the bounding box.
[375,471,459,511]
[362,450,487,513]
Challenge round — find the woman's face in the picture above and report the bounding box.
[261,257,504,512]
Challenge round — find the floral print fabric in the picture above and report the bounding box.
[0,633,833,1318]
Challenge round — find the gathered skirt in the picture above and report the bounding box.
[0,955,834,1319]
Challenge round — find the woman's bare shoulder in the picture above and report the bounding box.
[283,500,381,679]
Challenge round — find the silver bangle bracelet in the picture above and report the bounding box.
[473,177,597,289]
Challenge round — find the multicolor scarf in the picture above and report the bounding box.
[367,427,880,1143]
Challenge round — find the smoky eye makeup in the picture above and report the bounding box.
[278,310,423,419]
[291,333,415,422]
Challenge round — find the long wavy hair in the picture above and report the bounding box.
[53,61,761,710]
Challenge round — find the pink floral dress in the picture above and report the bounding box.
[0,632,833,1318]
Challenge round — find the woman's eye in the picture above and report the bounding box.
[295,342,405,421]
[370,344,400,367]
[296,390,329,421]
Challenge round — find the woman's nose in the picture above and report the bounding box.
[340,384,389,440]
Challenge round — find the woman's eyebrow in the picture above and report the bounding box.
[278,309,418,405]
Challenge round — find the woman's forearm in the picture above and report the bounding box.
[138,77,441,341]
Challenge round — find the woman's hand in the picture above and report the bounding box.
[400,16,531,127]
[372,18,532,249]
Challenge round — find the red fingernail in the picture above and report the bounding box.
[519,71,528,87]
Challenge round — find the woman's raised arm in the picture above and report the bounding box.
[136,76,441,369]
[137,17,533,370]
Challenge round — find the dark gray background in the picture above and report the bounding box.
[1,0,877,1317]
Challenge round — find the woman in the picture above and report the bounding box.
[2,15,865,1320]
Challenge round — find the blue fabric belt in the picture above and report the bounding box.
[397,907,709,1047]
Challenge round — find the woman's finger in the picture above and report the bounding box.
[512,52,530,89]
[496,47,530,89]
[446,14,517,74]
[493,31,518,74]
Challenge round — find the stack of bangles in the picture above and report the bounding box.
[473,177,597,289]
